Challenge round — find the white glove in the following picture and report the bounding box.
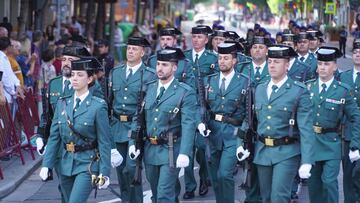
[349,150,360,163]
[129,145,140,160]
[176,154,189,168]
[198,123,211,137]
[36,137,45,156]
[236,146,250,161]
[298,164,312,179]
[110,149,123,168]
[97,174,110,189]
[39,167,49,181]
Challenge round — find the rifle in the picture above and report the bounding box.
[195,58,211,163]
[101,58,109,101]
[239,66,257,189]
[131,69,146,186]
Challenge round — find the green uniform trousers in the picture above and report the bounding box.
[145,163,180,203]
[342,141,357,203]
[207,144,237,203]
[245,164,262,203]
[257,156,300,203]
[184,135,209,192]
[308,159,340,203]
[54,159,65,203]
[116,142,143,203]
[59,172,93,203]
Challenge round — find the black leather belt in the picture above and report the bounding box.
[258,136,297,147]
[64,142,97,153]
[313,126,338,134]
[113,113,133,122]
[210,113,242,126]
[146,134,180,145]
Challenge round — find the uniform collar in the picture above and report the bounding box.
[318,77,334,91]
[126,62,143,74]
[74,90,90,107]
[268,75,288,90]
[252,60,266,73]
[192,48,206,61]
[157,77,175,93]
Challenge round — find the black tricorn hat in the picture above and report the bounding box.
[353,38,360,51]
[316,46,343,61]
[268,45,298,59]
[282,34,296,43]
[227,31,240,40]
[157,47,185,62]
[71,58,95,71]
[191,25,212,35]
[297,32,311,41]
[217,42,238,54]
[127,37,151,47]
[306,30,323,40]
[251,36,272,46]
[80,56,102,71]
[224,40,245,53]
[63,46,91,57]
[212,30,229,38]
[159,27,182,36]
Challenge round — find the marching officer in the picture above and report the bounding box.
[339,38,360,203]
[110,37,157,203]
[307,46,360,203]
[182,25,218,199]
[198,42,248,202]
[281,33,312,82]
[238,45,315,203]
[296,32,317,79]
[236,36,271,203]
[40,57,114,203]
[128,47,197,202]
[307,30,323,55]
[147,27,193,85]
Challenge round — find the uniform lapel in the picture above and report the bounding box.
[260,63,269,81]
[223,74,240,96]
[74,93,92,118]
[65,95,74,122]
[157,80,176,106]
[120,66,127,83]
[269,79,291,103]
[127,64,144,84]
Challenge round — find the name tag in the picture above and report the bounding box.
[325,98,341,104]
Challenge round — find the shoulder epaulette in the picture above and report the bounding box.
[297,60,311,69]
[239,72,249,79]
[48,75,62,85]
[337,81,351,90]
[207,72,218,78]
[92,96,106,103]
[144,66,156,74]
[178,82,192,91]
[293,80,306,88]
[205,50,217,58]
[59,94,72,100]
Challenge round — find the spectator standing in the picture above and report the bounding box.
[40,48,56,87]
[52,47,63,75]
[339,25,348,58]
[31,30,43,98]
[7,40,24,85]
[0,17,12,36]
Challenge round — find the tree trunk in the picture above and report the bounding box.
[85,0,95,38]
[95,1,106,40]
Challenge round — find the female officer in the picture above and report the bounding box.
[39,57,115,203]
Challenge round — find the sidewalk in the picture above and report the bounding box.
[0,150,41,199]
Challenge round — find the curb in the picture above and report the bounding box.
[0,156,42,199]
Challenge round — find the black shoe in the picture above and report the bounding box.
[183,191,195,199]
[199,180,209,196]
[206,179,212,187]
[291,193,298,202]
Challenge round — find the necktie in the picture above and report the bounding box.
[127,68,133,80]
[355,72,360,85]
[194,54,199,66]
[300,56,305,62]
[74,98,81,113]
[254,67,261,81]
[269,85,278,99]
[63,80,71,96]
[156,87,165,103]
[220,77,226,95]
[320,83,327,94]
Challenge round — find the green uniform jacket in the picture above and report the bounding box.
[42,92,111,177]
[110,63,157,143]
[302,53,317,79]
[236,61,270,87]
[90,80,105,99]
[254,78,314,165]
[205,72,248,150]
[288,58,313,82]
[133,79,197,166]
[340,69,360,141]
[183,49,218,78]
[307,79,360,161]
[147,54,195,85]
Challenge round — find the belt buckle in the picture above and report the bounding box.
[264,137,274,147]
[150,136,158,145]
[120,115,128,122]
[215,114,223,122]
[66,142,76,153]
[313,126,322,134]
